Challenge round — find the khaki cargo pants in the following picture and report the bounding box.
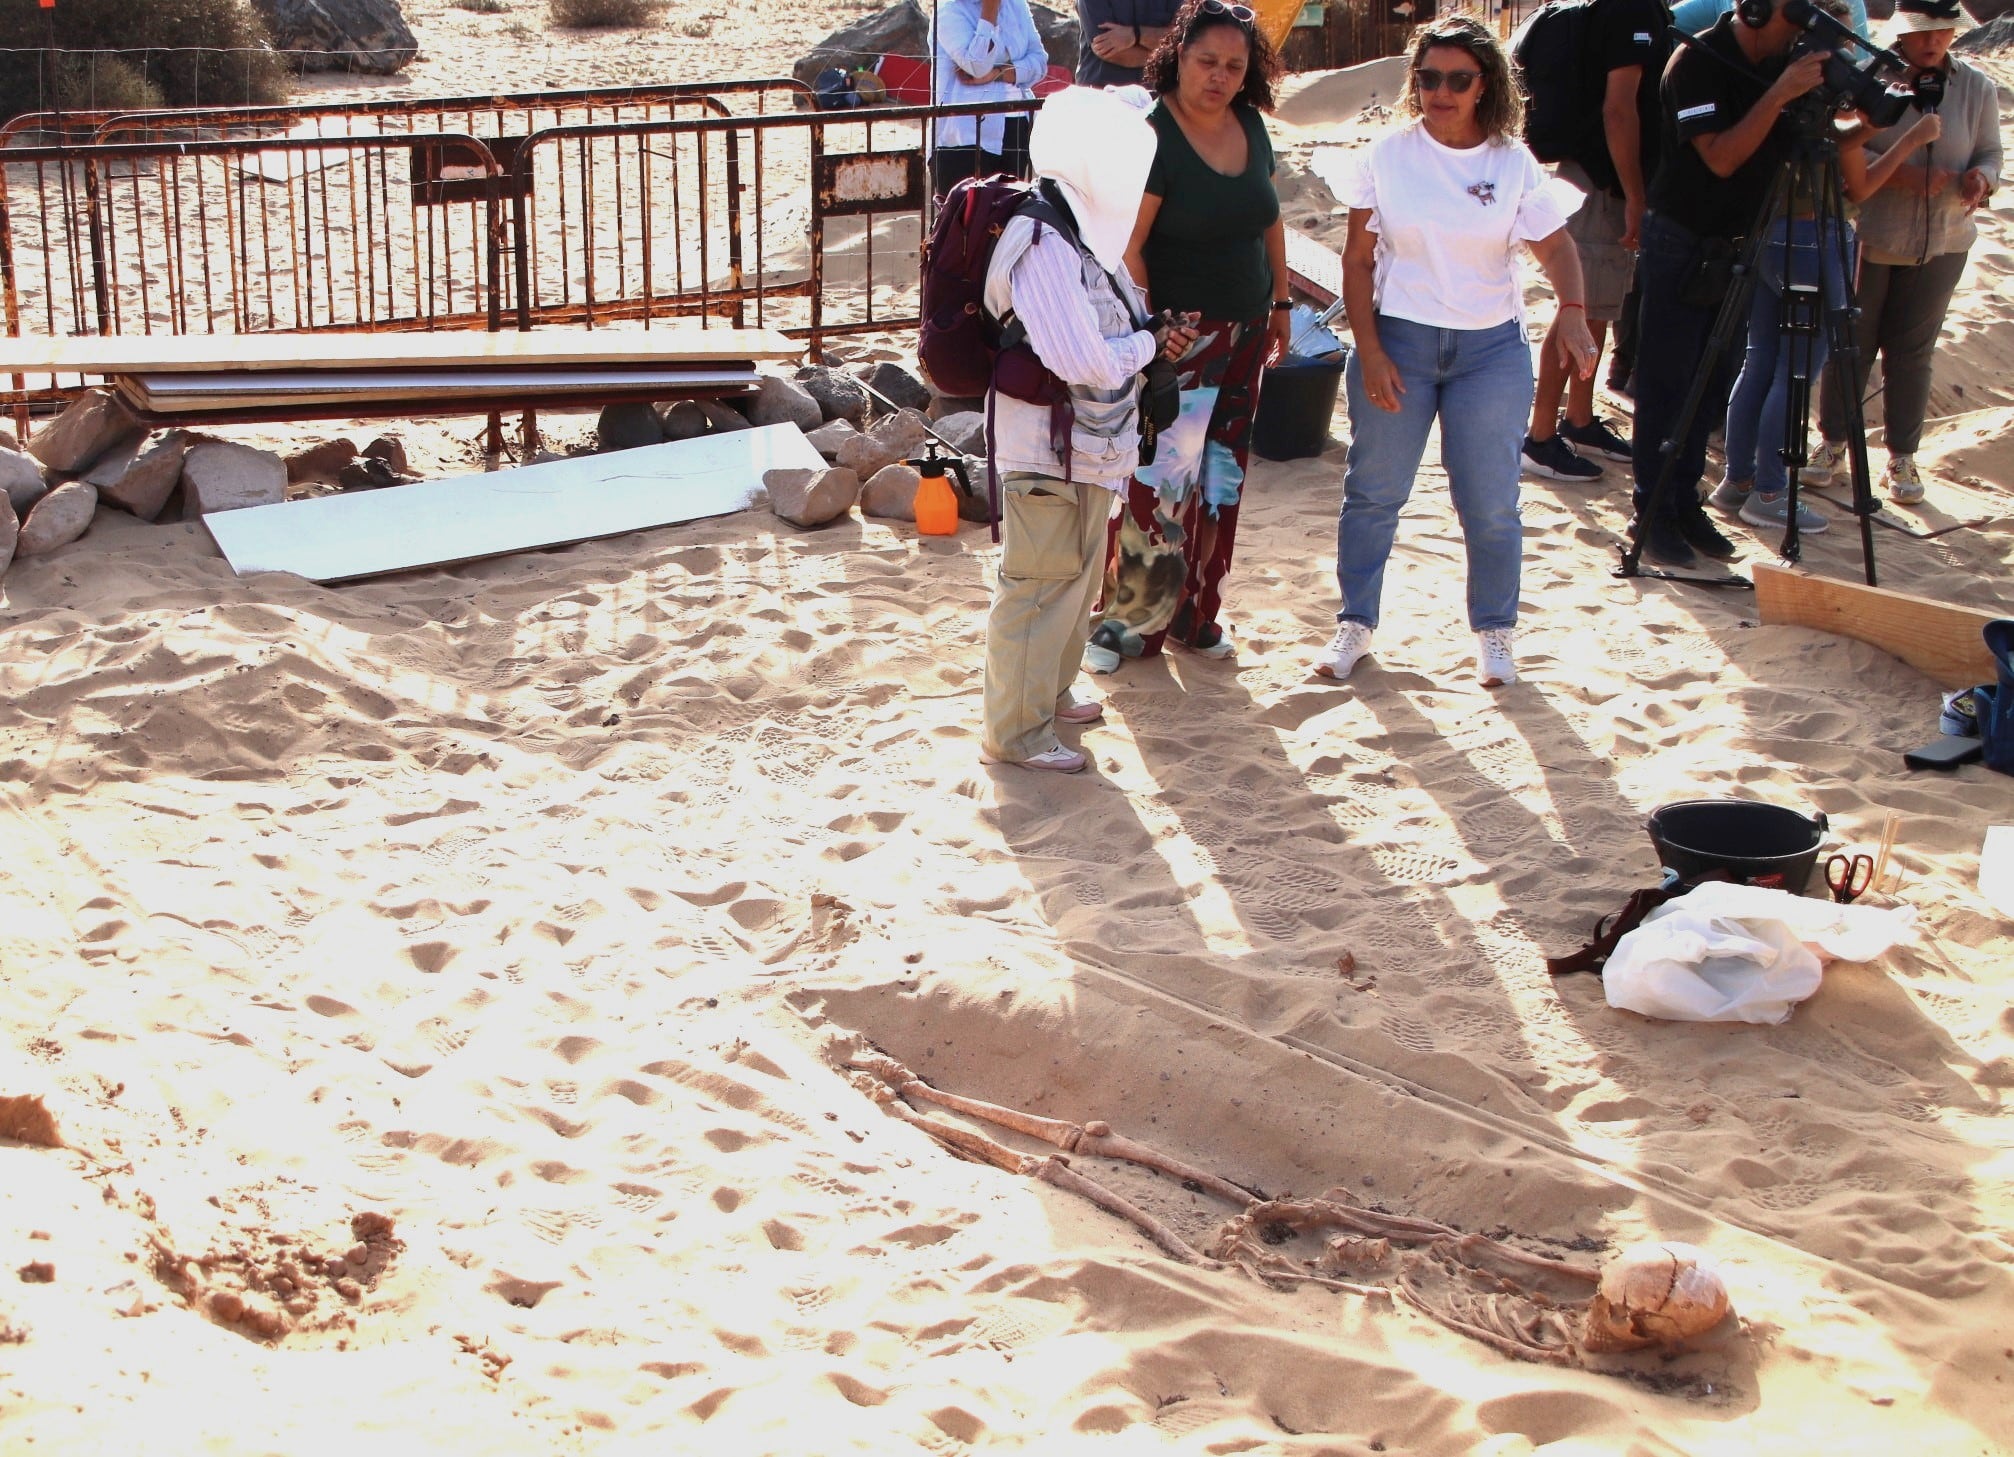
[981,472,1111,763]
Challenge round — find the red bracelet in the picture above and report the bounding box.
[1558,301,1586,311]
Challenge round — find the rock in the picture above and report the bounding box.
[860,360,932,416]
[16,481,97,556]
[793,1,926,89]
[181,441,286,515]
[765,465,859,527]
[361,434,408,474]
[860,462,922,521]
[800,365,871,427]
[597,401,664,451]
[251,0,419,75]
[0,495,16,577]
[698,399,750,434]
[0,446,48,514]
[934,410,987,457]
[834,431,899,481]
[24,388,144,476]
[746,374,824,433]
[82,435,146,488]
[100,431,195,520]
[659,400,712,442]
[284,436,357,484]
[1957,13,2014,49]
[804,418,860,460]
[870,407,933,460]
[336,456,416,491]
[955,462,993,524]
[1028,2,1078,71]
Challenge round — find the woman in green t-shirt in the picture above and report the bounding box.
[1087,0,1289,671]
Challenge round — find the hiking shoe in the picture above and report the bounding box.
[1801,438,1848,485]
[1681,508,1743,559]
[1739,489,1828,534]
[1559,415,1632,462]
[982,743,1087,773]
[1314,622,1374,680]
[1054,696,1104,724]
[1707,476,1752,514]
[1477,627,1517,687]
[1635,516,1696,568]
[1884,455,1925,504]
[1521,432,1603,482]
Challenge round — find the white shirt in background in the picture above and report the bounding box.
[931,0,1050,155]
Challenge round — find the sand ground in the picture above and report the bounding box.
[3,4,2014,1454]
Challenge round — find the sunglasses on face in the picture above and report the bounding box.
[1198,0,1257,25]
[1415,67,1481,94]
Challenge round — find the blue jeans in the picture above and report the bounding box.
[1336,315,1531,632]
[1724,217,1856,497]
[1630,211,1737,525]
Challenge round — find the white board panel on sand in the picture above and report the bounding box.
[204,423,822,584]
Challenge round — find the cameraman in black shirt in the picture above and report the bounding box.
[1627,0,1825,566]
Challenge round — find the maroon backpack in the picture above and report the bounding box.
[918,174,1072,399]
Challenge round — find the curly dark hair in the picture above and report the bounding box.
[1399,15,1524,144]
[1140,0,1283,113]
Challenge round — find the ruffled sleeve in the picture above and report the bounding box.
[1324,144,1377,212]
[1511,148,1584,243]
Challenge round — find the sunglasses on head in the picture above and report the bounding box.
[1198,0,1257,25]
[1415,67,1481,93]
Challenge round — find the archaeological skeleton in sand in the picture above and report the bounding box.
[848,1051,1733,1369]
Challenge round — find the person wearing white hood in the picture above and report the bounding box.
[980,86,1197,774]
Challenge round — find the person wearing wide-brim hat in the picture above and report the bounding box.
[1809,0,2002,505]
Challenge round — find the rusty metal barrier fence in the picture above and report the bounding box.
[2,82,1038,419]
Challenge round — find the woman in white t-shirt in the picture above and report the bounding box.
[1314,16,1596,688]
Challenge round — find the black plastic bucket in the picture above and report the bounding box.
[1646,799,1828,893]
[1252,355,1345,462]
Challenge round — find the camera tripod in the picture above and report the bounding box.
[1619,122,1882,588]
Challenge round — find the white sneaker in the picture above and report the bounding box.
[1801,439,1848,485]
[982,744,1087,773]
[1054,695,1104,724]
[1883,455,1925,504]
[1477,627,1517,687]
[1082,642,1121,675]
[1314,622,1374,680]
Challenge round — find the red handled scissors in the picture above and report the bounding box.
[1825,853,1873,905]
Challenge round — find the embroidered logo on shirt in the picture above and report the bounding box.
[1466,181,1498,206]
[1634,30,1653,41]
[1677,102,1717,121]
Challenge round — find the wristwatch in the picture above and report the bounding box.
[1271,300,1293,312]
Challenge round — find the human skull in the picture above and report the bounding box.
[1582,1241,1732,1353]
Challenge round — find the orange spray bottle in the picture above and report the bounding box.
[908,440,972,537]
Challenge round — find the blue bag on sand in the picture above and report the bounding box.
[1978,619,2014,776]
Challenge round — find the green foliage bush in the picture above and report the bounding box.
[0,0,290,125]
[548,0,664,29]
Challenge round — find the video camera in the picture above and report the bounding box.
[1780,0,1920,128]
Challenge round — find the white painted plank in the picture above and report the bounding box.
[0,326,798,375]
[125,367,758,400]
[204,422,823,584]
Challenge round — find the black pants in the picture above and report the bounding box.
[930,115,1032,198]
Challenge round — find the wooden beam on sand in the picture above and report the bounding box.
[1752,562,2002,689]
[0,326,799,377]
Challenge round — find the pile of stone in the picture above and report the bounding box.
[595,361,990,531]
[0,389,414,581]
